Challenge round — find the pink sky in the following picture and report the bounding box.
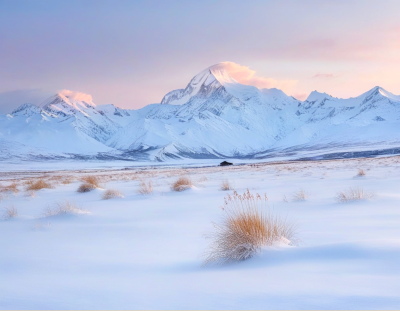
[0,0,400,112]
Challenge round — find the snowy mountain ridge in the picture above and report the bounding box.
[1,62,400,162]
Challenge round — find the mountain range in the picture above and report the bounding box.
[2,62,400,162]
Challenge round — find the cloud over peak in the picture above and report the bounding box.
[213,62,298,92]
[59,89,93,102]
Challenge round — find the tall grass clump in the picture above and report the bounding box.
[102,189,124,200]
[81,176,100,187]
[137,180,153,195]
[26,179,53,191]
[220,179,233,191]
[43,201,89,217]
[77,183,96,193]
[77,175,101,193]
[203,189,297,265]
[171,176,192,192]
[0,182,19,194]
[2,206,18,220]
[335,187,373,203]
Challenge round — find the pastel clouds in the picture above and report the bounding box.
[59,89,93,102]
[215,62,298,93]
[312,73,337,79]
[1,1,400,110]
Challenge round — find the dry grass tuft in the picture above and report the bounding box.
[2,206,18,220]
[335,187,373,203]
[203,189,297,265]
[102,189,124,200]
[357,169,366,176]
[43,201,89,217]
[81,175,100,187]
[26,179,53,191]
[61,178,73,185]
[292,189,308,201]
[137,180,153,195]
[77,183,96,193]
[220,179,233,191]
[1,182,19,194]
[171,176,192,192]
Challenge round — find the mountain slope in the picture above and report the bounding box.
[1,63,400,161]
[107,63,302,159]
[0,94,134,154]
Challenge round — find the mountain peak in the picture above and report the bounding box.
[97,104,131,117]
[359,86,400,102]
[161,63,232,105]
[11,103,42,116]
[305,90,334,102]
[185,62,238,90]
[207,62,239,85]
[39,92,96,117]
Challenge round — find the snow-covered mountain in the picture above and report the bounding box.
[2,62,400,162]
[0,93,134,158]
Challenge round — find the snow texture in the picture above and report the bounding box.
[1,157,400,309]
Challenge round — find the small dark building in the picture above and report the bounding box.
[220,161,233,166]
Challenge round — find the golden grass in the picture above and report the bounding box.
[61,178,73,185]
[220,179,233,191]
[81,175,100,187]
[102,189,124,200]
[2,206,18,220]
[137,180,153,195]
[335,187,373,203]
[26,179,53,191]
[203,189,297,265]
[292,189,308,201]
[0,182,19,194]
[171,176,192,192]
[357,169,366,176]
[43,201,89,217]
[77,183,96,193]
[46,175,65,184]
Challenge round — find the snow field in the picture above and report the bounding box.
[1,157,400,309]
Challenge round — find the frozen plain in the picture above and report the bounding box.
[1,157,400,309]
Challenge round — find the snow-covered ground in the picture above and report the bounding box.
[1,157,400,309]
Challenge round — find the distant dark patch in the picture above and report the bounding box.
[373,116,385,121]
[220,161,233,166]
